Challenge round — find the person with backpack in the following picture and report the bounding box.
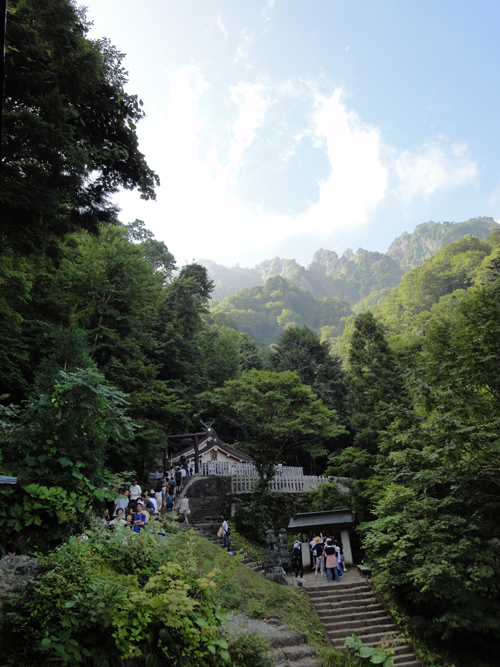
[312,535,325,578]
[291,540,305,582]
[165,491,174,513]
[324,538,339,582]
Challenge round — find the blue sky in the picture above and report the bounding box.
[85,0,500,267]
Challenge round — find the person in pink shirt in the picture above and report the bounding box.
[324,538,339,582]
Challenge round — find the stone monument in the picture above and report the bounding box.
[265,528,288,584]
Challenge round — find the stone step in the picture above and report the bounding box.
[317,607,386,622]
[323,616,392,633]
[313,590,375,603]
[327,624,398,648]
[280,645,318,661]
[316,596,380,611]
[393,652,422,667]
[308,581,369,593]
[274,659,323,667]
[266,629,307,649]
[313,595,380,609]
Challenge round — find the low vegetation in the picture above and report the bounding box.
[3,524,325,666]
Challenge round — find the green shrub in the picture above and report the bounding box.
[228,632,273,667]
[3,528,229,666]
[318,635,395,667]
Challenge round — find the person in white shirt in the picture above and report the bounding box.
[129,479,142,510]
[309,537,317,567]
[221,518,231,552]
[113,489,129,517]
[109,508,127,527]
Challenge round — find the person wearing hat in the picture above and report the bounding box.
[132,501,147,534]
[129,479,142,512]
[312,536,325,578]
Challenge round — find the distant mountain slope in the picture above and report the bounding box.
[386,217,498,271]
[210,275,353,348]
[201,217,498,305]
[377,231,500,341]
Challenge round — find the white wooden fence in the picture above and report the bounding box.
[197,461,345,494]
[199,462,303,477]
[231,473,329,494]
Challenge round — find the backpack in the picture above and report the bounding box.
[291,545,301,561]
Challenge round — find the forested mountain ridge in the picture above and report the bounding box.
[386,216,497,270]
[201,217,498,303]
[210,227,500,350]
[209,275,353,347]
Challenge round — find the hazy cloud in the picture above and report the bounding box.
[395,140,478,202]
[228,82,270,172]
[234,29,255,63]
[215,14,228,45]
[262,0,276,21]
[298,86,388,234]
[115,67,480,265]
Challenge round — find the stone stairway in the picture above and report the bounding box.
[182,525,322,666]
[188,496,228,525]
[304,574,421,667]
[225,614,323,667]
[187,523,266,576]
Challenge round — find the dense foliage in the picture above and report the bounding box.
[203,369,344,484]
[1,0,159,257]
[4,527,232,666]
[363,274,500,642]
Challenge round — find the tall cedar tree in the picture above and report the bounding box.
[347,312,403,453]
[1,0,159,257]
[270,324,346,415]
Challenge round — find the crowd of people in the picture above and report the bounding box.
[102,462,194,534]
[291,534,345,583]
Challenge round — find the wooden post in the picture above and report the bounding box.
[194,434,199,474]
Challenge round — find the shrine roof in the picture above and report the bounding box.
[287,509,356,532]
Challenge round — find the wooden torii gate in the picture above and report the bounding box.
[164,429,210,475]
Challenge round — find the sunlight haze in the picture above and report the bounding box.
[84,0,500,266]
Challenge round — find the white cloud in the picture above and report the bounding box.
[114,68,479,265]
[395,140,478,202]
[487,180,500,223]
[227,82,270,172]
[262,0,276,21]
[234,29,255,63]
[215,14,228,45]
[303,87,388,233]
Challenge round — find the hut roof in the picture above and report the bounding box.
[288,509,356,532]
